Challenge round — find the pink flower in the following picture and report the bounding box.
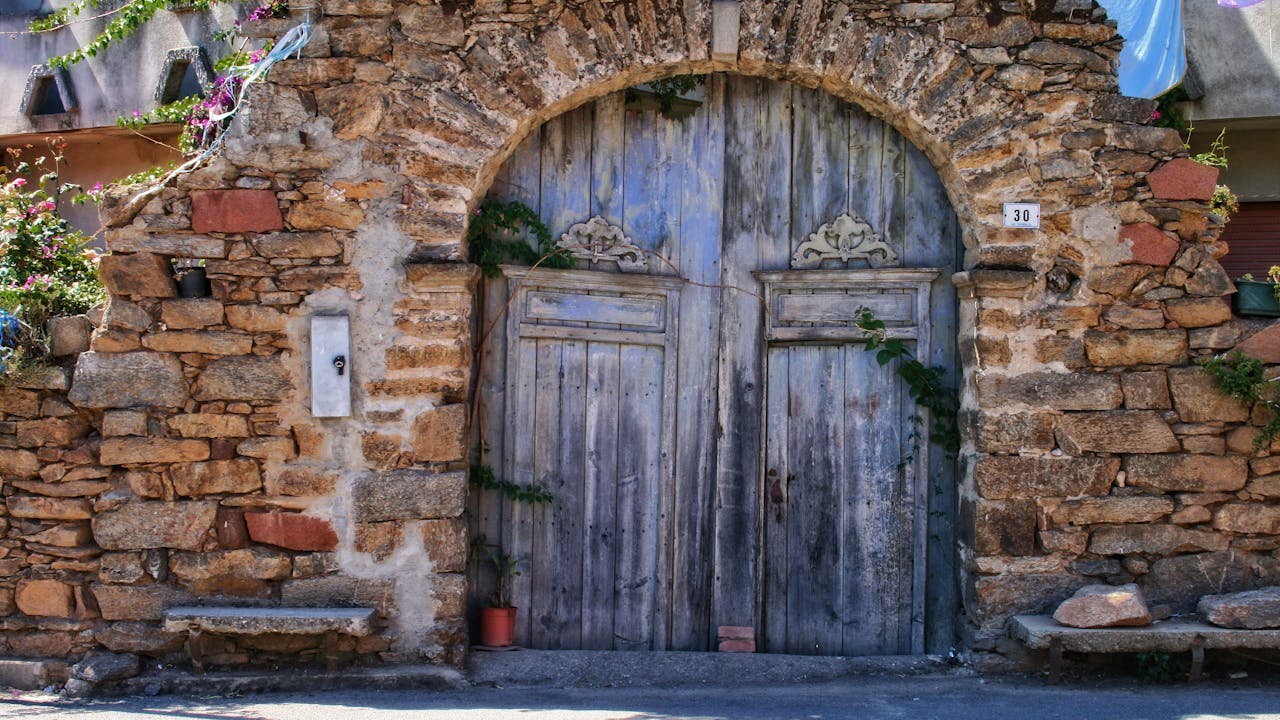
[12,178,26,188]
[91,182,102,193]
[1150,109,1162,121]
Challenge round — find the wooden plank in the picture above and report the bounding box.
[622,97,683,272]
[591,93,627,227]
[581,342,620,649]
[516,324,670,347]
[776,292,913,326]
[528,338,564,649]
[784,345,844,655]
[502,328,538,646]
[544,339,587,649]
[670,74,726,651]
[790,85,850,265]
[613,344,664,649]
[540,104,594,239]
[847,104,888,268]
[762,345,789,652]
[525,291,666,328]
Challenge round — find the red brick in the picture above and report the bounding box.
[191,189,283,234]
[244,511,338,551]
[1146,157,1219,201]
[718,639,756,653]
[1119,223,1178,266]
[717,625,755,640]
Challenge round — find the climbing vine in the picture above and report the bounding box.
[466,198,573,277]
[852,306,961,457]
[1201,352,1280,449]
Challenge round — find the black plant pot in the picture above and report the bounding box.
[177,267,211,298]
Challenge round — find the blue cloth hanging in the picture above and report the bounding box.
[1096,0,1188,98]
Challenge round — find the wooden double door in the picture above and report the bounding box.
[471,76,960,655]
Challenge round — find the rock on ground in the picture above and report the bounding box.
[1199,586,1280,629]
[1052,583,1152,628]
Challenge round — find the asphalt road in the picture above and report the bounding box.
[3,674,1280,720]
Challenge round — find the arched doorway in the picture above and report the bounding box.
[471,75,960,655]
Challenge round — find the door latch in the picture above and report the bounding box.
[332,355,346,376]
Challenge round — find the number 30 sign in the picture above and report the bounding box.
[1003,203,1040,229]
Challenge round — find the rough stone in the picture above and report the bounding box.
[225,304,288,333]
[237,436,297,461]
[15,579,75,618]
[971,499,1037,556]
[967,573,1084,626]
[92,501,217,550]
[411,404,467,463]
[1053,584,1151,628]
[91,584,194,621]
[169,547,292,581]
[102,298,154,332]
[350,469,466,522]
[421,518,468,573]
[1051,496,1174,526]
[244,512,339,552]
[190,189,283,233]
[1122,371,1171,410]
[1102,305,1165,330]
[1089,525,1229,555]
[68,352,188,408]
[1055,411,1178,454]
[1147,157,1220,201]
[142,330,253,355]
[71,653,139,683]
[973,411,1057,454]
[95,622,185,655]
[1164,297,1232,328]
[6,496,92,520]
[1083,329,1187,366]
[47,315,92,357]
[1199,587,1280,629]
[169,459,261,496]
[1236,322,1280,364]
[1142,550,1264,612]
[975,457,1117,500]
[1124,454,1248,492]
[252,231,342,258]
[976,372,1122,411]
[280,576,396,614]
[1185,261,1234,297]
[0,448,42,478]
[193,356,293,401]
[1213,504,1280,535]
[1119,224,1178,266]
[264,466,338,496]
[99,253,177,298]
[160,299,225,329]
[100,438,210,465]
[167,413,250,438]
[1167,367,1251,422]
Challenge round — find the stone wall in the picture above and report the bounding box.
[2,0,1277,667]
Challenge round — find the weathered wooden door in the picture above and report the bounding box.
[472,75,961,654]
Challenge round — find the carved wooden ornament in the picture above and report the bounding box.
[791,213,898,269]
[558,217,649,273]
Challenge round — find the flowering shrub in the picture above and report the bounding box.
[0,141,105,372]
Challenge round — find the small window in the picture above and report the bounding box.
[156,47,213,104]
[21,65,75,117]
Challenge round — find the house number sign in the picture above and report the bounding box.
[1003,202,1040,229]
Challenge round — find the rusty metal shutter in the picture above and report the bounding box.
[1220,202,1280,281]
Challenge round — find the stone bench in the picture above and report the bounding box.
[161,607,378,672]
[1010,614,1280,682]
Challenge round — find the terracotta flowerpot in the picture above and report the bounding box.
[479,606,517,647]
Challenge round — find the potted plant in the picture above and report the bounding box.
[172,258,210,298]
[471,537,521,648]
[1235,267,1280,317]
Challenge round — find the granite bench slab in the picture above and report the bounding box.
[1011,614,1280,653]
[161,607,377,637]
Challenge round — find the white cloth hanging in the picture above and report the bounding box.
[1096,0,1187,98]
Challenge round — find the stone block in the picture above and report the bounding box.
[971,499,1037,556]
[225,305,288,333]
[976,372,1122,411]
[168,413,250,438]
[92,501,217,550]
[286,199,364,231]
[1102,304,1165,330]
[99,553,145,584]
[1164,297,1231,328]
[68,352,189,409]
[193,356,294,401]
[1236,322,1280,364]
[1055,411,1178,454]
[169,459,261,496]
[1051,496,1174,526]
[252,231,343,258]
[941,15,1034,46]
[967,573,1084,626]
[6,496,92,520]
[1083,329,1187,366]
[1089,525,1228,555]
[1121,371,1170,410]
[160,299,225,329]
[264,466,339,496]
[95,622,185,655]
[245,512,339,552]
[1141,550,1261,612]
[1147,157,1219,201]
[973,411,1056,454]
[99,253,177,298]
[1088,265,1151,298]
[1199,587,1280,629]
[47,315,92,357]
[142,331,253,355]
[1168,367,1250,423]
[1213,504,1280,535]
[102,298,153,333]
[91,584,194,621]
[280,576,396,614]
[411,404,467,463]
[71,653,139,683]
[1053,584,1151,628]
[0,448,42,478]
[1119,224,1178,266]
[15,579,75,618]
[421,518,468,572]
[355,521,402,559]
[191,189,283,234]
[975,456,1116,500]
[237,436,297,461]
[169,547,292,581]
[403,263,479,293]
[105,229,227,258]
[1124,454,1247,492]
[350,469,466,521]
[100,437,210,465]
[0,386,40,416]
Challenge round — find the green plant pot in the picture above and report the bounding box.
[1235,280,1280,317]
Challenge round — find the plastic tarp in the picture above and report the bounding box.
[1097,0,1187,98]
[1218,0,1266,8]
